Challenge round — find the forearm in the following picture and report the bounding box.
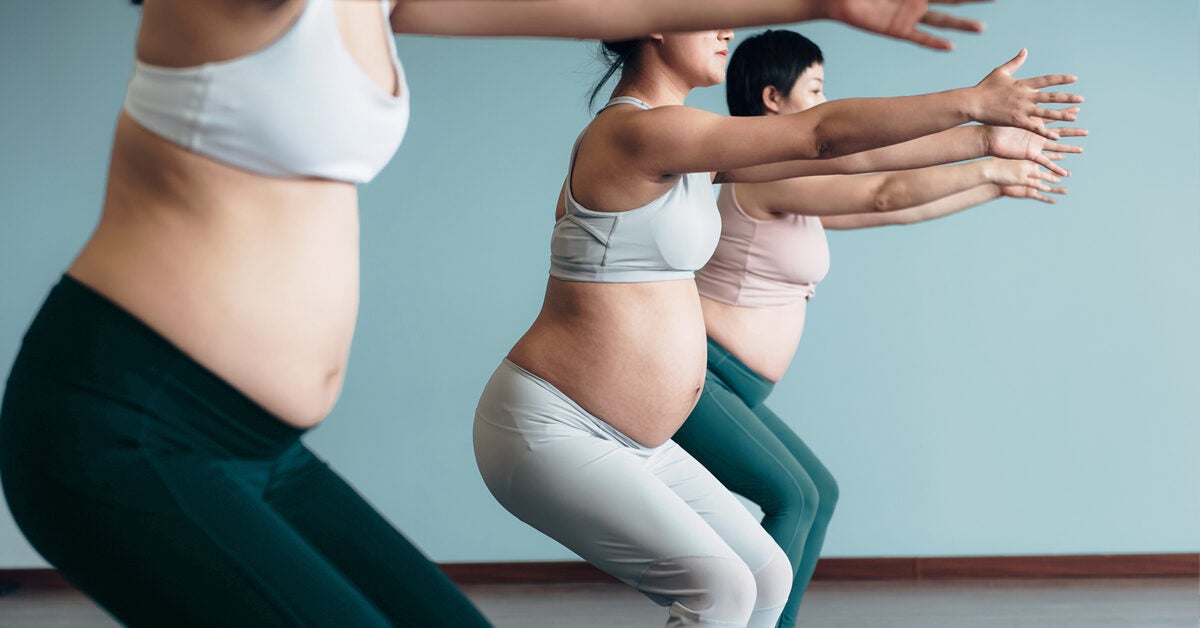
[721,90,984,183]
[391,0,828,39]
[873,160,995,212]
[821,184,1001,230]
[810,89,976,159]
[827,125,989,173]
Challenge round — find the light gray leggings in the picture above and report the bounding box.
[474,359,792,627]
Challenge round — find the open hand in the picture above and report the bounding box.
[826,0,990,50]
[985,118,1087,176]
[1000,183,1066,204]
[987,158,1067,204]
[974,49,1084,141]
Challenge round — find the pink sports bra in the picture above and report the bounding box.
[695,183,830,306]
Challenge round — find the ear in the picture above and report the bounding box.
[761,85,785,114]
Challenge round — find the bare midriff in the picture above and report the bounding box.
[507,278,709,448]
[65,1,400,428]
[69,117,360,428]
[700,295,809,383]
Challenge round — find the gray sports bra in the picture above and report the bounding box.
[549,97,722,283]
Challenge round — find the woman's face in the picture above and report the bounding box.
[776,63,826,114]
[658,30,736,88]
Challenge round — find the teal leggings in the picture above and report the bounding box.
[0,276,491,627]
[673,338,838,628]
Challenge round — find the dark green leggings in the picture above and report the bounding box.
[0,276,491,627]
[673,338,839,628]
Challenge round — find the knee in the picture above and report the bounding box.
[816,473,839,519]
[751,547,793,613]
[768,471,822,528]
[644,556,758,625]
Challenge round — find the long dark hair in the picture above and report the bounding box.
[587,39,643,111]
[725,30,823,117]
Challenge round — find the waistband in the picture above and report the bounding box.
[9,275,304,456]
[492,359,655,453]
[705,337,775,408]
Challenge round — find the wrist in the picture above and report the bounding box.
[954,86,982,124]
[977,125,994,158]
[817,0,844,23]
[978,158,998,184]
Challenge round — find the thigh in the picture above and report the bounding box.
[266,444,491,628]
[752,403,837,497]
[1,383,392,628]
[478,414,741,586]
[646,440,785,573]
[675,377,818,512]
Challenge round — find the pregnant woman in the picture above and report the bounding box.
[473,25,1081,627]
[675,29,1086,627]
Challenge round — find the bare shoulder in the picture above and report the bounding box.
[726,181,780,220]
[136,0,304,67]
[570,106,686,211]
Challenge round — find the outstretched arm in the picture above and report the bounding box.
[716,49,1082,182]
[568,50,1079,194]
[390,0,988,45]
[820,177,1063,229]
[740,118,1086,179]
[741,156,1059,217]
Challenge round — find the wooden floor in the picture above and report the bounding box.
[0,578,1195,627]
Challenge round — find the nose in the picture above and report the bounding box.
[718,29,734,42]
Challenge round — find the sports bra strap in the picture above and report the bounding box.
[601,96,652,111]
[564,96,653,213]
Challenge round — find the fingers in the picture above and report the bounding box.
[1030,169,1062,184]
[1033,153,1069,176]
[1021,73,1079,89]
[997,48,1027,75]
[1042,106,1080,120]
[1034,185,1067,202]
[1027,123,1061,141]
[904,28,954,51]
[1049,127,1089,138]
[1032,107,1076,122]
[920,11,985,33]
[1044,140,1084,153]
[1022,186,1063,203]
[1033,91,1085,104]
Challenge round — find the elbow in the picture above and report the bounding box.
[791,136,827,161]
[871,182,903,213]
[801,119,836,160]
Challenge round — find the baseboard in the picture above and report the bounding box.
[443,554,1199,584]
[4,554,1195,590]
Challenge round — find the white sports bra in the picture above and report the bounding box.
[123,0,409,183]
[549,97,722,283]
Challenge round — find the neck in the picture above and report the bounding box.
[610,62,695,108]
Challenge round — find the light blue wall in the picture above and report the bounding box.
[1,1,1196,567]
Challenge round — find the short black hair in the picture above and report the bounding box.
[725,30,823,117]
